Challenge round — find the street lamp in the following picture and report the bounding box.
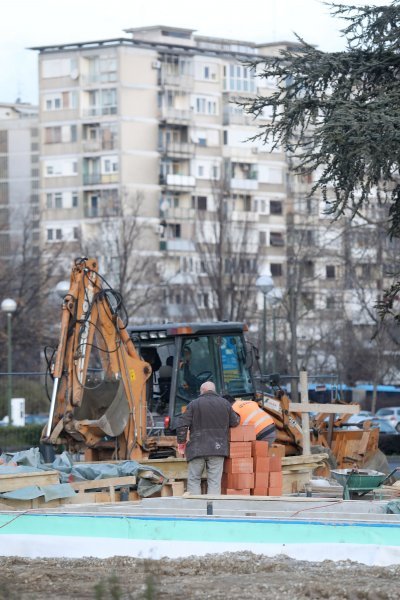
[1,298,17,425]
[256,275,274,374]
[268,288,283,373]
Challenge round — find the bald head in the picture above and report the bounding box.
[200,381,216,395]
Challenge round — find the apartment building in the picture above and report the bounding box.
[32,26,289,321]
[0,102,39,262]
[30,26,400,379]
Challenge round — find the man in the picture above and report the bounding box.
[176,381,240,495]
[225,395,277,443]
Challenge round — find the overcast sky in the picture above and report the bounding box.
[1,0,388,105]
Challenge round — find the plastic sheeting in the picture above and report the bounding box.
[0,448,166,499]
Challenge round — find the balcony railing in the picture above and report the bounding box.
[82,106,118,117]
[159,107,192,123]
[158,142,194,157]
[83,173,119,185]
[230,178,258,190]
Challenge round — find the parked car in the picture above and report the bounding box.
[375,407,400,432]
[346,410,374,425]
[372,418,400,455]
[25,413,48,425]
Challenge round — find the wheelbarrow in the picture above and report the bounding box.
[331,467,400,500]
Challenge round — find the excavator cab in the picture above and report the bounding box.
[128,322,256,436]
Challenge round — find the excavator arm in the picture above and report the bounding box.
[42,257,152,460]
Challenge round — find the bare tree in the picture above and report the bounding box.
[191,163,259,322]
[79,191,162,322]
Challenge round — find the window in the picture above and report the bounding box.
[302,293,314,310]
[326,265,336,279]
[270,232,284,246]
[303,260,314,278]
[326,296,335,309]
[271,263,283,277]
[73,227,79,240]
[54,193,63,209]
[198,165,204,177]
[167,223,181,238]
[47,228,63,242]
[223,130,228,145]
[45,127,62,143]
[224,63,256,93]
[72,192,78,208]
[192,196,207,210]
[194,95,218,115]
[270,200,283,215]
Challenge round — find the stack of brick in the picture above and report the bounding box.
[222,425,256,495]
[251,440,270,495]
[251,441,283,496]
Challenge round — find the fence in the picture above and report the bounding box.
[0,372,49,420]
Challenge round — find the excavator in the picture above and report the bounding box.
[42,257,386,473]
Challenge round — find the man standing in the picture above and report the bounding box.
[176,381,240,494]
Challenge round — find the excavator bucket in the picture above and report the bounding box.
[74,380,130,437]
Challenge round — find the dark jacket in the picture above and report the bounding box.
[176,391,240,461]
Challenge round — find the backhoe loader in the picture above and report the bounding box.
[42,257,386,473]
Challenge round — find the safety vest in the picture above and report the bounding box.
[232,400,274,437]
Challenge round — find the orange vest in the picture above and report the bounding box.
[232,400,274,436]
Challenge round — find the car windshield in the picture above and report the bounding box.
[376,420,397,433]
[376,409,394,416]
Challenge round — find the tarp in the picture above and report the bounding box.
[0,448,166,499]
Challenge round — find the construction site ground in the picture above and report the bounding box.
[1,552,399,599]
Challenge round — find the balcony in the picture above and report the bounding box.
[161,73,193,89]
[82,140,102,153]
[82,106,118,117]
[160,174,196,190]
[230,178,258,190]
[83,173,119,185]
[159,107,192,124]
[158,142,194,158]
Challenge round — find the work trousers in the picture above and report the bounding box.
[187,455,225,495]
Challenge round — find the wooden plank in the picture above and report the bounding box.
[0,470,60,493]
[299,371,311,455]
[70,476,137,492]
[289,403,359,414]
[282,453,328,466]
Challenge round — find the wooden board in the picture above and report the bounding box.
[0,470,60,493]
[289,403,359,414]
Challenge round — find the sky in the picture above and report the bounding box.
[0,0,389,105]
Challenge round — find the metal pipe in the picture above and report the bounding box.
[6,313,12,425]
[262,292,267,374]
[46,377,59,438]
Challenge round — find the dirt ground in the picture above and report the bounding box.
[1,552,399,600]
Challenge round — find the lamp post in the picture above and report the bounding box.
[268,288,283,373]
[256,275,274,374]
[1,298,17,425]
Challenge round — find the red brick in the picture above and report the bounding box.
[223,457,253,474]
[251,487,268,496]
[229,425,256,442]
[229,441,252,458]
[251,440,269,457]
[269,471,283,487]
[269,456,282,472]
[268,486,283,496]
[223,488,251,495]
[253,457,270,472]
[222,472,254,489]
[242,425,256,441]
[268,444,285,458]
[254,471,269,488]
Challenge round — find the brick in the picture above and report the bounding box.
[253,457,270,472]
[222,472,254,489]
[251,487,268,496]
[269,471,283,487]
[228,441,252,458]
[223,457,253,474]
[251,440,269,457]
[269,456,282,472]
[242,425,256,441]
[223,488,251,495]
[268,444,285,458]
[229,425,256,442]
[254,471,269,488]
[268,486,283,496]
